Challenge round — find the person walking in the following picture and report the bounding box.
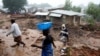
[6,19,25,47]
[59,24,69,46]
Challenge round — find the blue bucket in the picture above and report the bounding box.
[37,22,52,30]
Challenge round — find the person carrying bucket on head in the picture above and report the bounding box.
[31,21,56,56]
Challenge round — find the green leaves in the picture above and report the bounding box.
[64,0,72,10]
[71,6,81,12]
[2,0,27,13]
[86,2,100,19]
[64,0,81,12]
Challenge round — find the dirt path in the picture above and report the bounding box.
[0,29,100,56]
[0,29,63,56]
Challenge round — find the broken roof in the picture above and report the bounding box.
[51,10,85,16]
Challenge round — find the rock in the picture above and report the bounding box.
[26,38,29,40]
[0,39,4,44]
[0,39,2,43]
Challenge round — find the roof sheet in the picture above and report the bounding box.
[49,13,62,17]
[35,12,49,16]
[51,10,85,16]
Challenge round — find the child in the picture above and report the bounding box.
[31,29,56,56]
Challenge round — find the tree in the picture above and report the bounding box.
[71,6,81,12]
[64,0,72,10]
[64,0,81,12]
[86,2,100,19]
[97,4,100,21]
[2,0,27,14]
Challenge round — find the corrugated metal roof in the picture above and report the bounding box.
[49,13,62,17]
[51,10,85,16]
[35,12,49,16]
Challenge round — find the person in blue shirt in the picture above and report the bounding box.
[31,29,56,56]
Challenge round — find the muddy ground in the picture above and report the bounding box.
[0,14,100,56]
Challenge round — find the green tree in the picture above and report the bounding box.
[71,6,81,12]
[64,0,72,10]
[2,0,27,14]
[86,2,100,19]
[64,0,81,12]
[97,4,100,21]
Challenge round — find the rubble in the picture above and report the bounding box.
[0,14,100,56]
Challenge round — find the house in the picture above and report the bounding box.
[34,12,49,21]
[34,9,85,27]
[49,13,62,26]
[0,8,8,14]
[50,10,85,26]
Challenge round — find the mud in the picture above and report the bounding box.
[0,29,100,56]
[0,14,100,56]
